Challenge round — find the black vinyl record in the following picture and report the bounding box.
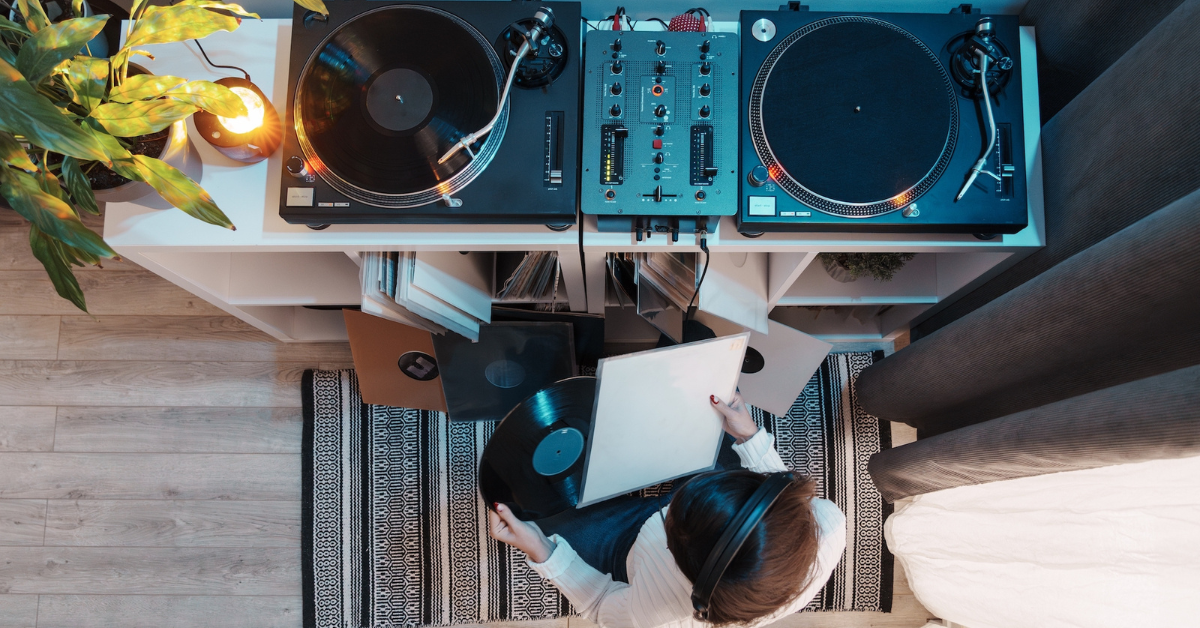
[294,5,504,205]
[479,376,596,520]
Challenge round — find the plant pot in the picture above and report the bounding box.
[821,256,858,283]
[91,119,196,204]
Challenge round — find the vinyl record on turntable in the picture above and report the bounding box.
[748,16,958,217]
[478,377,596,520]
[293,5,507,208]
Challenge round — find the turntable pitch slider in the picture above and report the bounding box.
[438,6,556,165]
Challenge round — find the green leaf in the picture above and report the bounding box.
[79,118,133,162]
[65,56,108,113]
[61,155,99,215]
[131,154,234,229]
[123,5,240,49]
[71,0,85,19]
[0,16,33,35]
[37,165,70,203]
[176,0,261,19]
[29,224,88,311]
[164,80,247,117]
[90,99,199,137]
[291,0,328,16]
[0,46,16,67]
[0,130,37,171]
[0,167,117,259]
[16,0,50,33]
[0,59,111,163]
[16,16,108,86]
[108,73,187,103]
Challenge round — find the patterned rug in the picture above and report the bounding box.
[302,352,893,628]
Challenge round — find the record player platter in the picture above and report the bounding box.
[294,5,506,207]
[749,16,958,217]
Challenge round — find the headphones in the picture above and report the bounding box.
[690,471,796,618]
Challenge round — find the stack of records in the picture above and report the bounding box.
[495,251,562,303]
[359,251,493,341]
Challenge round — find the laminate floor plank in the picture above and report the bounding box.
[43,500,299,547]
[0,547,298,595]
[0,594,39,628]
[0,316,59,360]
[0,454,299,500]
[0,407,56,452]
[0,271,225,316]
[0,361,305,408]
[0,500,46,546]
[57,316,352,363]
[0,231,138,273]
[35,595,303,628]
[53,407,302,453]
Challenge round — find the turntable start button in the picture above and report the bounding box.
[366,68,434,132]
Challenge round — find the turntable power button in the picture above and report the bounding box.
[286,156,309,179]
[748,165,770,187]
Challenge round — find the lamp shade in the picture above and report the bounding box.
[193,77,282,163]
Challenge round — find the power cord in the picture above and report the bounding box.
[194,39,251,81]
[686,227,710,321]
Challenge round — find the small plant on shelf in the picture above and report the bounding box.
[819,252,916,283]
[0,0,327,312]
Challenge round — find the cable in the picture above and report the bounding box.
[646,17,670,30]
[194,38,250,81]
[955,50,998,201]
[582,16,597,30]
[686,232,711,321]
[437,38,528,164]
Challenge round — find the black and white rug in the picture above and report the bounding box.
[302,352,893,628]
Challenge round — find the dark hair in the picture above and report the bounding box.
[664,470,820,626]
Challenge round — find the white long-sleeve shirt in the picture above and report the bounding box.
[527,429,847,628]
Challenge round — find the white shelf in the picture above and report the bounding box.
[778,254,938,306]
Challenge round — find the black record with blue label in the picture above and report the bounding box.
[479,377,596,520]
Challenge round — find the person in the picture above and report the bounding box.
[488,391,847,628]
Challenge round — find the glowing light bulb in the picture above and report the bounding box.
[217,86,266,134]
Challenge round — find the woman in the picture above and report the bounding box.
[489,392,846,628]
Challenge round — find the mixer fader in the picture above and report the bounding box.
[581,30,739,230]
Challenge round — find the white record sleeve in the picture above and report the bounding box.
[578,333,750,507]
[739,320,832,417]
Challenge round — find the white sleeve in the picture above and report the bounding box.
[526,535,643,628]
[730,429,789,473]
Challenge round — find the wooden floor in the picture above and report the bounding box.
[0,214,931,628]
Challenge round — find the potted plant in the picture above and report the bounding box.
[0,0,327,312]
[819,252,916,283]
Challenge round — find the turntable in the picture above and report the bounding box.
[737,7,1028,234]
[279,1,581,227]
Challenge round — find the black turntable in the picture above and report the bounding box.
[738,7,1028,234]
[279,1,581,226]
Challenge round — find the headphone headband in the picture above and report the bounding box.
[690,471,795,617]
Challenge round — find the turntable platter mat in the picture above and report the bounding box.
[752,18,957,215]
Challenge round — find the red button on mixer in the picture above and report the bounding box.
[652,139,662,149]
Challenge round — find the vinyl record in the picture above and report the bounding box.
[479,377,597,520]
[294,5,507,207]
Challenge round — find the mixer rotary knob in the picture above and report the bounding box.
[699,62,711,76]
[699,83,711,97]
[610,103,622,117]
[655,40,666,55]
[611,60,623,74]
[699,105,710,118]
[612,38,622,52]
[611,81,622,96]
[700,39,710,53]
[654,104,667,117]
[654,152,664,164]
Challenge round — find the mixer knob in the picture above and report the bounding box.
[654,104,667,117]
[613,38,622,52]
[699,105,710,118]
[655,40,666,55]
[655,60,666,74]
[654,152,664,164]
[700,39,710,53]
[611,81,622,96]
[610,103,622,117]
[700,62,711,75]
[654,125,664,136]
[612,60,623,74]
[699,83,711,97]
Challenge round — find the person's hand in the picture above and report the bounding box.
[488,503,556,563]
[711,391,759,444]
